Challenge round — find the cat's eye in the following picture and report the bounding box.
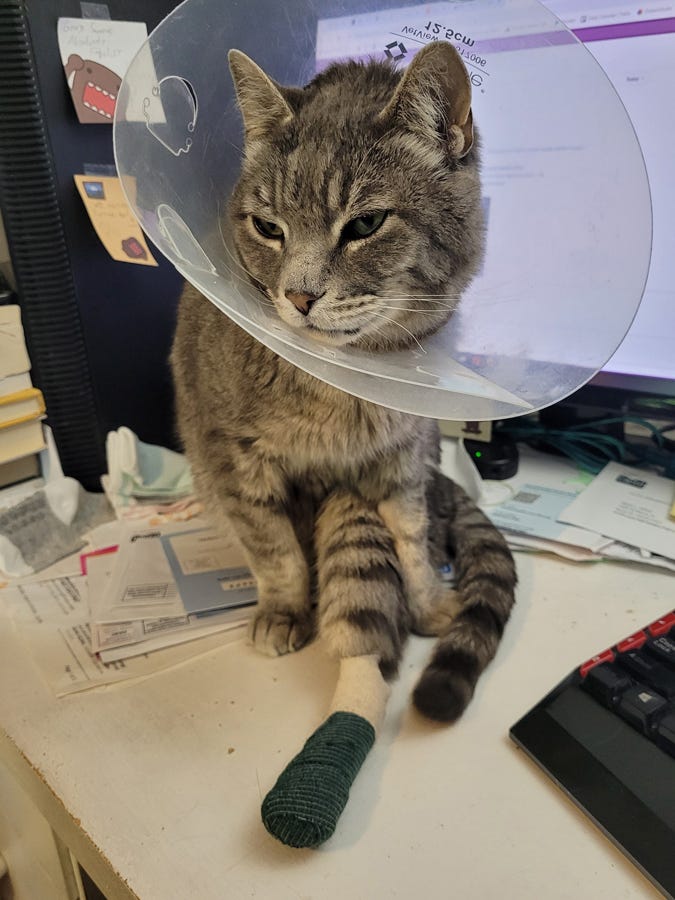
[252,216,284,240]
[342,211,388,241]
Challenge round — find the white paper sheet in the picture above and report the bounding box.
[600,541,675,573]
[86,550,250,656]
[504,533,601,562]
[90,529,186,623]
[98,620,245,663]
[559,462,675,562]
[2,576,235,696]
[480,448,610,551]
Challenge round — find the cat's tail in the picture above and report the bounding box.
[413,472,516,722]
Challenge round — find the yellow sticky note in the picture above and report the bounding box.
[74,174,157,266]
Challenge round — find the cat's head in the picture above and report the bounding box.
[228,42,484,351]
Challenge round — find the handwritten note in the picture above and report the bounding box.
[57,18,148,124]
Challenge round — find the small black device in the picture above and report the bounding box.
[510,610,675,899]
[464,436,519,480]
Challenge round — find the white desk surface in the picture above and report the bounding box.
[0,553,672,900]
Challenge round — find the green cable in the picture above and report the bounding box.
[497,414,672,475]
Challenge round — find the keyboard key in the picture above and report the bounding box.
[584,663,631,708]
[580,648,614,677]
[618,650,675,698]
[646,635,675,669]
[617,684,668,735]
[656,710,675,759]
[648,612,675,637]
[616,630,647,652]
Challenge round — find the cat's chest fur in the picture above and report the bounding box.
[174,288,430,482]
[235,338,422,477]
[253,383,419,476]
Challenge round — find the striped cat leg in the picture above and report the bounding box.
[195,455,313,657]
[233,499,314,657]
[315,489,410,677]
[262,491,402,848]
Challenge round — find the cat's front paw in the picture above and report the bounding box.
[248,608,315,657]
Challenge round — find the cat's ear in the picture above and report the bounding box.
[228,50,295,141]
[379,42,473,158]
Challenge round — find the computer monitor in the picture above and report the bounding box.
[315,0,673,405]
[546,0,675,397]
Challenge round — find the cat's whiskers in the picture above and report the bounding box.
[218,256,276,309]
[377,306,451,314]
[379,297,457,307]
[220,259,275,308]
[367,311,427,354]
[366,320,393,347]
[381,293,463,301]
[367,320,415,353]
[220,258,265,292]
[377,297,458,317]
[218,232,258,284]
[222,247,253,282]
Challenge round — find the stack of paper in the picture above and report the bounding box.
[0,520,257,696]
[482,449,675,573]
[85,524,256,663]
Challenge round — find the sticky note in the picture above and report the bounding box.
[57,18,148,124]
[74,174,157,266]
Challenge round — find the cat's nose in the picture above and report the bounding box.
[284,290,318,317]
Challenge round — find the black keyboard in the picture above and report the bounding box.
[511,611,675,900]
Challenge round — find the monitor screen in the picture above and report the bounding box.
[545,0,675,393]
[316,0,674,398]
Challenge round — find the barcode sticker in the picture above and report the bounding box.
[143,615,190,635]
[513,491,540,504]
[122,583,179,603]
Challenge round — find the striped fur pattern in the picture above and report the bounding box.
[227,43,484,351]
[171,43,516,722]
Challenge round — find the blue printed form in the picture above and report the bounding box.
[160,528,257,615]
[489,483,579,540]
[486,481,607,552]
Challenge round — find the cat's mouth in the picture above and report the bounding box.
[304,322,363,346]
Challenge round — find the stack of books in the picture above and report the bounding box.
[0,305,46,488]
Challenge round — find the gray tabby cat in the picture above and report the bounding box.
[171,42,516,721]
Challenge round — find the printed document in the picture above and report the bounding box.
[560,462,675,561]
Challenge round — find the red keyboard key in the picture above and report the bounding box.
[580,649,615,677]
[617,630,647,652]
[648,612,675,637]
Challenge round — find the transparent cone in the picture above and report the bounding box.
[113,0,651,420]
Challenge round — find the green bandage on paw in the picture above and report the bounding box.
[261,711,375,848]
